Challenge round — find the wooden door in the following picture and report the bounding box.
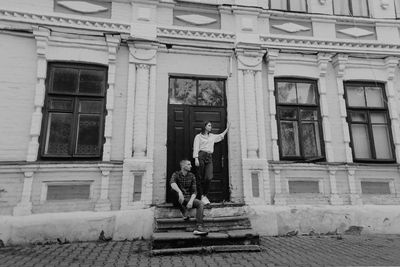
[166,77,229,203]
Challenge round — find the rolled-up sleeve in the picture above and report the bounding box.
[213,133,224,143]
[170,172,177,186]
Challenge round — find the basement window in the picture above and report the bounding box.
[289,180,320,194]
[46,181,92,200]
[361,181,391,195]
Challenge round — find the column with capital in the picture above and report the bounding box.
[236,49,270,205]
[13,167,37,216]
[121,42,157,209]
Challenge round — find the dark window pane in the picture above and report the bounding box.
[169,78,196,105]
[44,113,73,155]
[52,68,78,93]
[301,122,322,157]
[347,86,365,107]
[366,87,384,107]
[79,69,106,95]
[351,0,369,16]
[49,98,73,111]
[349,111,368,122]
[198,80,224,106]
[280,121,300,157]
[289,181,319,193]
[47,184,91,200]
[280,108,297,119]
[370,113,387,124]
[372,125,393,159]
[300,110,318,120]
[277,82,297,104]
[351,124,371,159]
[75,115,101,155]
[297,83,316,104]
[79,101,103,113]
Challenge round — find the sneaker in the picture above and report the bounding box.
[201,195,211,205]
[193,226,208,236]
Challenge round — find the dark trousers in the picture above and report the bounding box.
[171,190,204,225]
[197,151,213,197]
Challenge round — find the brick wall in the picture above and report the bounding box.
[0,34,37,161]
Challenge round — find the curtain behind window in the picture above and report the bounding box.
[270,0,287,10]
[351,0,369,16]
[290,0,306,12]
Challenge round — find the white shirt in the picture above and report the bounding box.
[193,133,224,158]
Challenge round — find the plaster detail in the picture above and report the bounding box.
[13,167,37,216]
[58,1,108,14]
[95,164,113,211]
[272,22,310,33]
[103,34,121,162]
[266,49,280,161]
[332,54,352,163]
[157,26,235,42]
[338,27,374,38]
[175,14,217,25]
[317,53,334,162]
[26,27,50,162]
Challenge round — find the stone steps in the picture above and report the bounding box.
[155,215,252,232]
[151,204,260,255]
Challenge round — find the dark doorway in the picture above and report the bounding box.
[166,77,229,203]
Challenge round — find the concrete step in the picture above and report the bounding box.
[155,215,252,232]
[155,203,247,219]
[151,245,261,256]
[152,229,259,250]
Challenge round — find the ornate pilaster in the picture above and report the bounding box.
[385,57,400,163]
[317,53,334,162]
[347,167,361,205]
[94,164,113,211]
[266,49,280,161]
[332,54,352,163]
[26,27,50,162]
[102,34,121,161]
[236,48,270,205]
[121,42,157,209]
[328,167,342,205]
[13,167,37,215]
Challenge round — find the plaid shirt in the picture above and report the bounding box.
[170,171,197,199]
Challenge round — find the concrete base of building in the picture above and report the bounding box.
[247,205,400,236]
[0,208,154,246]
[2,205,400,245]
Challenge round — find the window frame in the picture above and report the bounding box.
[168,76,226,107]
[344,81,395,163]
[39,62,108,160]
[275,78,325,162]
[332,0,370,17]
[268,0,308,13]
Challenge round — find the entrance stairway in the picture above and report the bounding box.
[151,203,261,255]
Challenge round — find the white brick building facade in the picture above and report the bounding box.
[2,0,400,244]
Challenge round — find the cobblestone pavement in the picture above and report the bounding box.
[1,235,400,266]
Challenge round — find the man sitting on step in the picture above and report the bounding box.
[170,159,208,236]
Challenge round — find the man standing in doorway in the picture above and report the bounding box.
[170,159,208,235]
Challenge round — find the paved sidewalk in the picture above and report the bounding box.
[1,235,400,266]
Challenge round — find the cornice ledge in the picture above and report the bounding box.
[260,35,400,54]
[0,9,130,33]
[157,26,236,42]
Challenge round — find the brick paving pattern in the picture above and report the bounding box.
[1,235,400,266]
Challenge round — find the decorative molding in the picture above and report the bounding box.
[332,54,352,163]
[272,22,310,33]
[337,27,374,38]
[381,0,389,9]
[260,36,400,55]
[266,49,280,161]
[157,26,235,42]
[58,1,108,14]
[0,9,130,33]
[175,14,217,26]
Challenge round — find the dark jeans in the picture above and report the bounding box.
[171,190,204,226]
[197,151,213,198]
